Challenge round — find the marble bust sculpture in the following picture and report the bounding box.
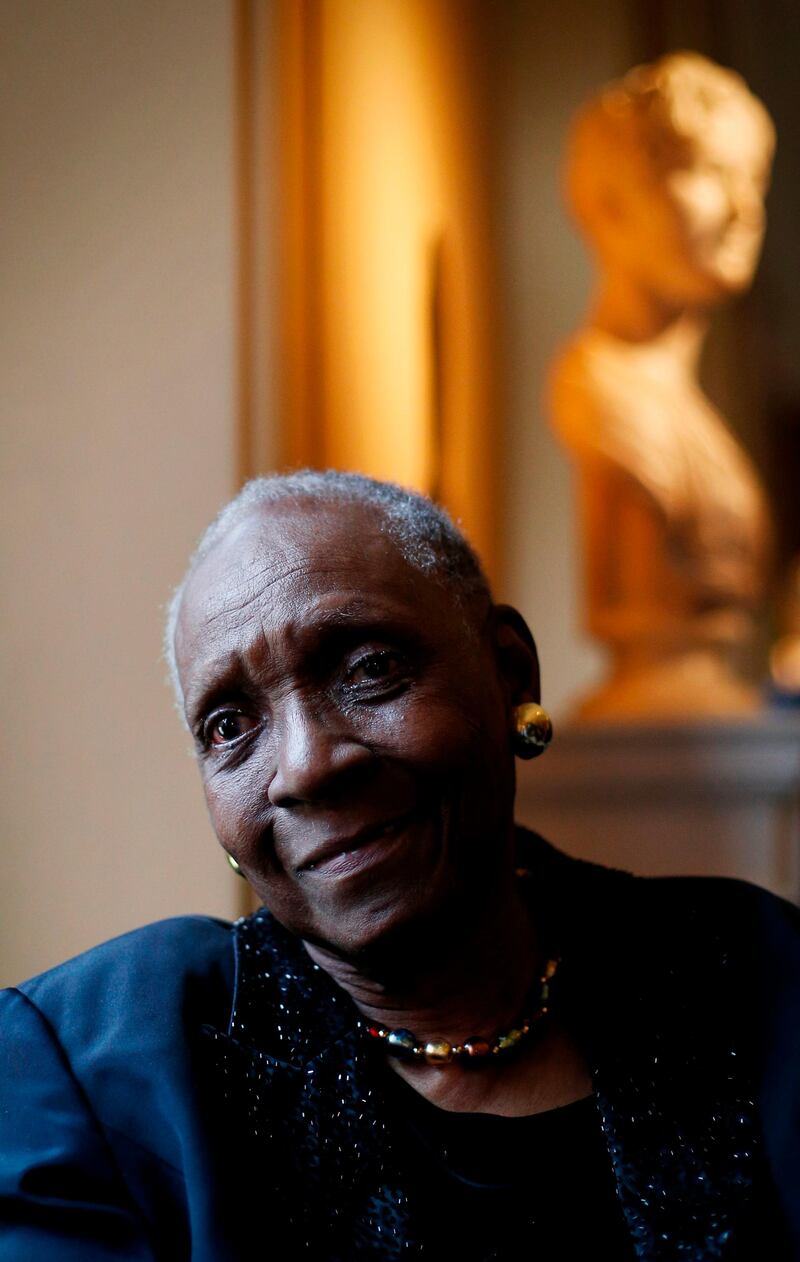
[549,52,775,718]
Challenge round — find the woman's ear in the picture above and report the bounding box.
[489,604,541,706]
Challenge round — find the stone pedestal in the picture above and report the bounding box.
[515,714,800,902]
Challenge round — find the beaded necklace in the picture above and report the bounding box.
[365,956,559,1067]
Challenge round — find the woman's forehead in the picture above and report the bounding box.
[177,502,443,650]
[199,501,417,590]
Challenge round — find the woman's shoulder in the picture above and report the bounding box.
[528,829,800,963]
[13,913,234,988]
[630,870,800,945]
[3,915,236,1052]
[611,862,798,949]
[0,917,241,1244]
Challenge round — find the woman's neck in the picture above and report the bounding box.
[303,867,592,1117]
[303,870,540,1050]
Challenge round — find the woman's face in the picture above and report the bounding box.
[174,502,528,958]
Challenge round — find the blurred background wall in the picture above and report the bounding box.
[2,0,798,983]
[1,1,251,984]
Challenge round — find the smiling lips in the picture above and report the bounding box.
[296,809,419,877]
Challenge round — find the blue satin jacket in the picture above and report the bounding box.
[1,835,799,1259]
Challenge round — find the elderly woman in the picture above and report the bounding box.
[1,470,799,1259]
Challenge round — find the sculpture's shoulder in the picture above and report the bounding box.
[551,328,622,385]
[549,329,639,420]
[549,331,681,505]
[6,915,236,1054]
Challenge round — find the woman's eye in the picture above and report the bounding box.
[347,650,405,687]
[207,711,257,746]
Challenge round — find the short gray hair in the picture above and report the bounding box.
[164,469,491,710]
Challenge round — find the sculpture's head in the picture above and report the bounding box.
[566,52,775,306]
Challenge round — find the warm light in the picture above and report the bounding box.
[278,0,499,578]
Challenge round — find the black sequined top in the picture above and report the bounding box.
[382,1076,637,1258]
[205,830,800,1258]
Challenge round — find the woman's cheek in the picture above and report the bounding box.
[202,769,256,848]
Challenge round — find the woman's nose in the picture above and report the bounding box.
[267,702,372,807]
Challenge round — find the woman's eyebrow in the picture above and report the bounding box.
[301,607,419,650]
[183,655,249,729]
[304,593,411,624]
[183,603,421,723]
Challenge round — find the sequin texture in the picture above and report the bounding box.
[202,831,769,1259]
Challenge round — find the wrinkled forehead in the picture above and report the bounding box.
[174,500,448,668]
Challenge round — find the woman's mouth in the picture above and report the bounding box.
[297,809,421,878]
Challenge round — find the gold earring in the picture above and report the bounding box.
[513,702,553,759]
[227,854,246,878]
